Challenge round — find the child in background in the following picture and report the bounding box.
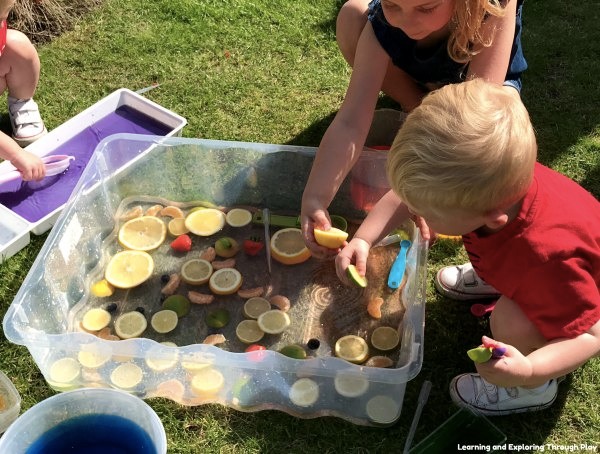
[301,0,526,297]
[335,80,600,415]
[0,0,46,181]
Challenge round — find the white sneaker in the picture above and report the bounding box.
[450,373,561,416]
[8,96,48,147]
[435,262,501,300]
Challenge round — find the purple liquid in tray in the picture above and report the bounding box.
[0,106,172,223]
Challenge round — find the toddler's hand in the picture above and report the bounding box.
[475,336,533,387]
[300,202,337,259]
[11,151,45,181]
[335,237,370,285]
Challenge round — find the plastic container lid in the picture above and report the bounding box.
[0,370,22,434]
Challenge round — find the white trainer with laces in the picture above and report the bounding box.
[435,262,501,300]
[8,96,47,147]
[450,373,561,416]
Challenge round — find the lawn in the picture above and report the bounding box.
[1,0,599,452]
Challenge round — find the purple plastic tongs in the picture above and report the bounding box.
[0,155,75,185]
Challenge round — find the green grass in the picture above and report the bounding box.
[1,0,599,451]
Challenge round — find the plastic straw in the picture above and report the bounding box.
[403,380,432,454]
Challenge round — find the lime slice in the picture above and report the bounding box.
[334,371,369,397]
[208,268,243,295]
[370,326,400,351]
[49,357,80,384]
[114,311,147,339]
[181,259,213,285]
[289,378,319,407]
[90,279,115,297]
[243,297,271,319]
[365,395,400,424]
[151,309,179,334]
[236,320,265,344]
[190,367,224,396]
[257,310,290,334]
[145,346,179,371]
[278,344,307,359]
[334,335,369,364]
[105,250,154,289]
[118,216,167,251]
[225,208,252,227]
[77,345,111,369]
[185,208,226,236]
[162,294,191,317]
[168,217,189,236]
[181,352,213,372]
[270,228,311,265]
[313,227,348,249]
[110,363,143,389]
[81,308,111,332]
[205,308,231,328]
[347,264,367,288]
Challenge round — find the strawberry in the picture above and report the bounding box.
[170,234,192,252]
[243,236,264,256]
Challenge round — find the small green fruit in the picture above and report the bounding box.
[467,346,493,363]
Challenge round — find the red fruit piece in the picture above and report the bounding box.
[171,234,192,252]
[243,236,264,256]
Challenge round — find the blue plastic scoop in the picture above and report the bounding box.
[387,239,411,289]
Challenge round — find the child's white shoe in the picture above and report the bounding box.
[449,373,561,416]
[435,262,501,300]
[8,96,48,147]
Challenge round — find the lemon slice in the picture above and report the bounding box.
[289,378,319,407]
[145,346,179,371]
[118,216,167,251]
[225,208,252,227]
[181,352,213,372]
[181,259,213,285]
[151,309,179,334]
[257,309,290,334]
[81,308,111,332]
[90,279,115,297]
[334,335,369,364]
[347,264,367,288]
[208,268,243,295]
[366,395,400,424]
[370,326,400,351]
[49,357,80,384]
[162,294,191,317]
[334,371,369,397]
[190,367,225,396]
[114,311,148,339]
[77,345,111,369]
[168,217,189,236]
[110,363,143,389]
[313,227,349,249]
[243,297,271,319]
[236,320,265,344]
[105,250,154,289]
[270,228,311,265]
[185,208,226,236]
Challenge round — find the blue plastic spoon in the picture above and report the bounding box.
[387,239,411,289]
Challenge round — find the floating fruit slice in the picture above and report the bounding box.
[205,308,231,329]
[185,208,226,236]
[190,367,224,396]
[257,309,290,334]
[110,363,143,389]
[236,320,265,344]
[313,227,349,249]
[370,326,400,351]
[243,297,271,319]
[81,308,111,332]
[208,268,243,295]
[77,346,111,369]
[168,217,189,236]
[118,216,167,251]
[278,344,307,359]
[114,311,148,339]
[181,353,213,372]
[365,395,400,424]
[105,250,154,289]
[347,264,367,288]
[145,346,179,372]
[160,206,185,219]
[49,357,80,384]
[90,279,115,297]
[225,208,252,227]
[335,335,369,364]
[334,371,369,397]
[181,259,213,285]
[151,309,179,334]
[214,237,240,258]
[270,228,311,265]
[162,294,191,317]
[289,378,319,407]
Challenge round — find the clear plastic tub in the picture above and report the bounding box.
[2,135,427,426]
[0,371,21,434]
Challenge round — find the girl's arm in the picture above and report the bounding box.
[467,0,519,83]
[0,131,45,181]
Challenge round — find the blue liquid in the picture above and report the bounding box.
[26,414,158,454]
[0,105,172,223]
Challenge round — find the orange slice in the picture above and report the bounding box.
[90,279,115,297]
[270,228,311,265]
[118,216,166,251]
[105,250,154,289]
[160,206,185,219]
[313,227,348,249]
[185,208,226,236]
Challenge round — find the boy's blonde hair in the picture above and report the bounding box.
[450,0,506,63]
[386,79,537,214]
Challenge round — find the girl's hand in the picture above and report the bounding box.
[335,237,370,285]
[300,200,338,259]
[475,336,533,387]
[11,151,46,181]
